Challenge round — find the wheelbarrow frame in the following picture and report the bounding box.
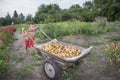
[25,29,93,80]
[35,39,93,69]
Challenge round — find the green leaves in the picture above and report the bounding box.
[34,21,115,40]
[104,42,120,71]
[0,26,15,78]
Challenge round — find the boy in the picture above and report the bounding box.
[22,23,39,55]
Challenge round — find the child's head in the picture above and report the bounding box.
[28,22,34,26]
[28,22,36,30]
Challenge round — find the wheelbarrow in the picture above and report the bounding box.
[26,29,93,80]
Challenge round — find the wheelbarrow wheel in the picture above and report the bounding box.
[43,58,62,80]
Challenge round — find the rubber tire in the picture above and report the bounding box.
[43,58,62,80]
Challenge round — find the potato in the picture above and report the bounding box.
[42,41,81,58]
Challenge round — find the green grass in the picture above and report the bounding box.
[11,53,24,63]
[86,41,104,47]
[18,21,118,40]
[9,64,33,80]
[0,26,15,78]
[107,36,120,41]
[62,64,82,80]
[36,21,116,39]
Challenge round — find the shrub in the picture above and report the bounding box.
[18,21,117,39]
[0,26,15,78]
[35,21,114,39]
[95,17,108,27]
[104,42,120,71]
[0,59,9,78]
[0,48,10,78]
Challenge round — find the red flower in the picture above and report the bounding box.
[0,38,5,42]
[5,54,10,61]
[1,27,14,31]
[11,32,14,36]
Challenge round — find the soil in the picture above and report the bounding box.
[3,30,120,80]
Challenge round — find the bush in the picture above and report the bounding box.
[0,48,10,78]
[18,21,117,39]
[0,49,9,78]
[35,21,114,39]
[0,26,15,78]
[104,42,120,71]
[17,24,28,34]
[0,60,9,78]
[94,17,108,27]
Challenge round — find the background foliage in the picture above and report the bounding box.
[0,0,120,26]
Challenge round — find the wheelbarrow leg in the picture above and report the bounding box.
[34,47,44,59]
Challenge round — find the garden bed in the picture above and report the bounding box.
[0,26,16,78]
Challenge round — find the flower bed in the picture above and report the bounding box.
[0,26,16,78]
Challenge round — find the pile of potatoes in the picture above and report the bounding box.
[42,42,81,58]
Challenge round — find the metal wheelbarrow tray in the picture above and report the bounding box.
[35,39,93,79]
[35,39,93,68]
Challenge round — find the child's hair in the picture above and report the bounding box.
[29,22,34,25]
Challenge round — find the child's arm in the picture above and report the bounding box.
[35,26,39,30]
[22,28,27,37]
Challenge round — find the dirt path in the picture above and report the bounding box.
[4,30,120,80]
[62,33,120,80]
[77,45,119,80]
[5,30,48,80]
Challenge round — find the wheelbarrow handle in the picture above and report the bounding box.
[39,28,52,40]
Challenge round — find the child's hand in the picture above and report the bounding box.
[36,27,39,29]
[22,27,25,31]
[25,31,27,34]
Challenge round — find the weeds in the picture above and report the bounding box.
[86,41,103,47]
[11,53,24,63]
[32,55,43,66]
[104,42,120,71]
[10,64,33,80]
[35,21,115,39]
[0,26,15,78]
[62,60,83,80]
[107,36,120,41]
[18,21,116,39]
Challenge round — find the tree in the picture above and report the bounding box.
[26,14,33,22]
[69,4,83,20]
[80,1,95,21]
[48,4,60,15]
[94,0,120,21]
[12,10,20,24]
[80,10,94,22]
[13,10,18,18]
[5,12,12,25]
[34,14,46,23]
[0,12,12,26]
[19,13,25,23]
[0,18,8,26]
[83,1,93,10]
[34,2,120,23]
[34,4,61,23]
[61,10,72,21]
[107,3,120,21]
